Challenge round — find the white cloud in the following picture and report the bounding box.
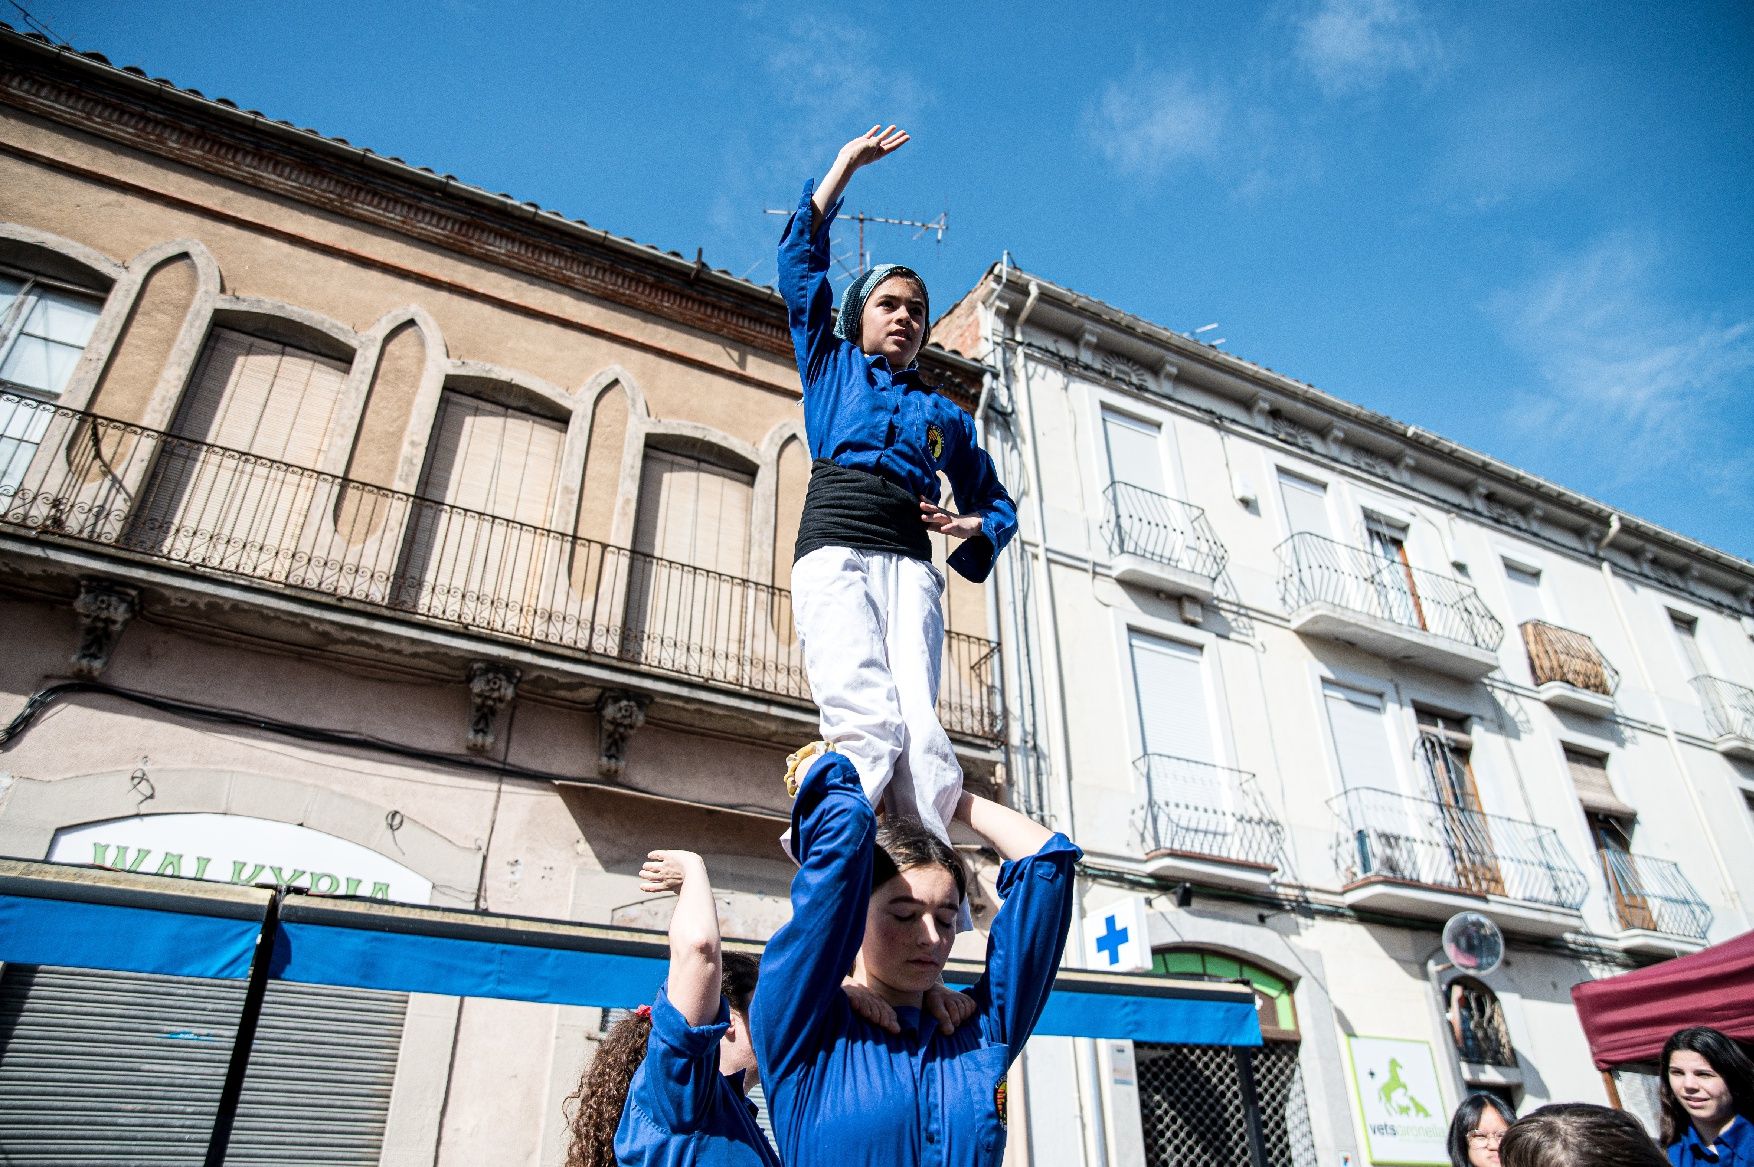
[1293,0,1446,97]
[1081,69,1230,180]
[1487,234,1754,503]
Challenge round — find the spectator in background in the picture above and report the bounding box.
[1499,1103,1667,1167]
[1660,1026,1754,1166]
[1448,1092,1517,1167]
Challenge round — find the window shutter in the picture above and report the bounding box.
[1129,632,1214,763]
[1129,632,1223,813]
[1565,748,1635,818]
[1277,471,1332,540]
[1323,683,1392,791]
[1502,562,1546,626]
[1103,410,1167,495]
[633,448,754,575]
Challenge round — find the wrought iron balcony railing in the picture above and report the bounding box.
[1276,532,1504,652]
[1690,674,1754,741]
[1100,482,1228,582]
[1521,620,1619,695]
[0,394,1002,741]
[1328,786,1588,911]
[1596,848,1713,941]
[1130,753,1284,870]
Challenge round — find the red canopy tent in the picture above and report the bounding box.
[1571,929,1754,1071]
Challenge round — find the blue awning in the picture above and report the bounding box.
[0,861,1263,1046]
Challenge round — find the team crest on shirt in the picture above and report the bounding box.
[995,1077,1008,1126]
[926,423,945,463]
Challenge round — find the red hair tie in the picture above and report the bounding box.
[634,1005,653,1020]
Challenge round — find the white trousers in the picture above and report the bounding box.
[792,545,964,849]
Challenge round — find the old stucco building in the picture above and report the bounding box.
[0,26,1004,1163]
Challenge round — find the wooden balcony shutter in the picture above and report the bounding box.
[133,329,349,572]
[632,448,753,574]
[1564,748,1636,818]
[402,391,568,632]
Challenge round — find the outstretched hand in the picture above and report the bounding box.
[920,498,984,541]
[838,124,910,172]
[639,849,702,895]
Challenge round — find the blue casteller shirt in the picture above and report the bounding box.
[751,752,1081,1167]
[777,180,1019,584]
[614,985,781,1167]
[1671,1115,1754,1165]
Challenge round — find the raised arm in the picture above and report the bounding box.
[810,125,910,228]
[640,849,721,1026]
[751,752,875,1083]
[956,791,1052,862]
[957,793,1080,1053]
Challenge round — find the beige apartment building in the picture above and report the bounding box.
[0,27,1007,1164]
[936,267,1754,1165]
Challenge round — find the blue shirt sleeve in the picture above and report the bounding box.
[970,833,1081,1054]
[623,985,731,1136]
[750,752,872,1087]
[943,407,1018,584]
[777,179,849,402]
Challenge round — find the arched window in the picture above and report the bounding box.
[400,385,569,636]
[1138,949,1316,1167]
[1153,949,1299,1041]
[0,268,105,496]
[130,327,352,579]
[1446,976,1516,1067]
[621,439,759,684]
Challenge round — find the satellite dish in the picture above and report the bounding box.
[1441,911,1504,976]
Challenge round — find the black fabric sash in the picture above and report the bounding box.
[794,459,931,564]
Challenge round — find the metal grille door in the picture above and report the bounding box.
[1252,1044,1319,1167]
[0,964,406,1166]
[1135,1042,1316,1167]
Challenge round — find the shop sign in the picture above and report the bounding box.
[1346,1034,1448,1166]
[47,812,432,904]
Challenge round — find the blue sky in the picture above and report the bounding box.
[24,1,1754,559]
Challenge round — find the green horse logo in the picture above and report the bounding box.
[1377,1057,1432,1118]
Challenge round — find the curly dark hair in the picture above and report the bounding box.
[1499,1102,1666,1167]
[872,815,968,902]
[1658,1025,1754,1146]
[1446,1092,1516,1167]
[563,950,761,1167]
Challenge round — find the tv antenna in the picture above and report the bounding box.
[765,207,948,284]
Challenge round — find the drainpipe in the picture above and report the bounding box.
[1593,516,1741,920]
[1004,277,1110,1167]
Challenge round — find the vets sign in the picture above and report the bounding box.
[1346,1035,1448,1165]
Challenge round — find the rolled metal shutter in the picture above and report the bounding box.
[0,964,406,1166]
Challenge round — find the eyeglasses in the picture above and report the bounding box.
[1467,1131,1505,1146]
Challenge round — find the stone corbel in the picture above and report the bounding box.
[1325,425,1346,457]
[1250,395,1274,433]
[1078,326,1100,365]
[1397,453,1417,484]
[596,690,651,777]
[71,579,139,678]
[1158,358,1179,396]
[465,662,521,753]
